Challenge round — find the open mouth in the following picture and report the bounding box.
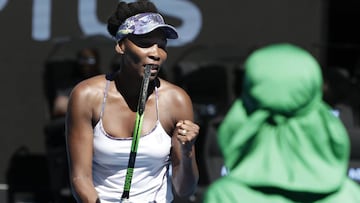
[145,64,160,74]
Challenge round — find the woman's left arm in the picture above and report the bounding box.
[170,88,200,198]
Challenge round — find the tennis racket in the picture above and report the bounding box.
[121,64,152,201]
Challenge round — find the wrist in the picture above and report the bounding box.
[181,144,193,158]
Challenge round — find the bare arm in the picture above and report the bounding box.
[65,82,100,203]
[170,88,200,198]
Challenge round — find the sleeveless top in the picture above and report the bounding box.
[92,80,173,203]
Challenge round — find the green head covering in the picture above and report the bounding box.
[218,43,350,193]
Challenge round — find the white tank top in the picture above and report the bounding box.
[92,80,173,203]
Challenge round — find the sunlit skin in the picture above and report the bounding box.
[66,28,199,202]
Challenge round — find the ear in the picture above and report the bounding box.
[115,43,124,54]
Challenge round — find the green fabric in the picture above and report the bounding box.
[204,176,360,203]
[203,43,360,202]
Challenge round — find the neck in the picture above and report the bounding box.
[113,73,158,111]
[114,73,143,98]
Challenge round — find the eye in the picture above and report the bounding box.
[136,41,154,48]
[128,34,167,49]
[156,39,167,50]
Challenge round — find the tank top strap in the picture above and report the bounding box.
[100,80,111,119]
[155,85,159,121]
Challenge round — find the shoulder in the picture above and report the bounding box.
[71,75,107,95]
[157,79,195,123]
[157,79,192,105]
[69,74,108,106]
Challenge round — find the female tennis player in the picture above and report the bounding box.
[65,1,199,202]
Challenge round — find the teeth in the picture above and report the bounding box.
[144,64,159,72]
[147,65,158,69]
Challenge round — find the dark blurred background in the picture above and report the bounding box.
[0,0,359,202]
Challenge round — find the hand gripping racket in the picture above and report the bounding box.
[121,65,152,202]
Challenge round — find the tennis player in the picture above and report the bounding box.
[65,1,199,202]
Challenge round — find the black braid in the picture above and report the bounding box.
[107,0,158,37]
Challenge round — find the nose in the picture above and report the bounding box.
[148,44,161,61]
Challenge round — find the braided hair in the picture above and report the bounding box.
[107,0,158,37]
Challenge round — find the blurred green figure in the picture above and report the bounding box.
[203,43,360,203]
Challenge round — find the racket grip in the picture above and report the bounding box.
[144,64,152,74]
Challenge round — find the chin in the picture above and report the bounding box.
[150,74,158,80]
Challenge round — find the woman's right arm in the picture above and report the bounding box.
[65,82,100,203]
